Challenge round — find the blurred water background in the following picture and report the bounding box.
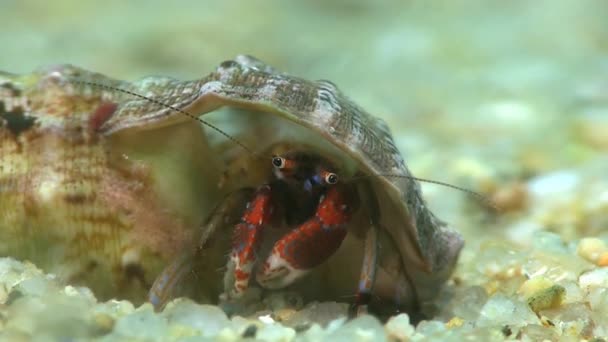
[7,0,604,238]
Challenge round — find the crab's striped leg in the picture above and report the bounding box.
[256,185,354,289]
[149,251,194,310]
[148,188,253,311]
[349,223,379,316]
[228,185,274,297]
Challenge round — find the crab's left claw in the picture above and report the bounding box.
[227,185,275,298]
[256,185,354,289]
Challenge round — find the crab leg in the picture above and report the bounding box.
[350,223,379,316]
[256,185,354,289]
[148,188,253,311]
[149,252,194,310]
[228,185,274,297]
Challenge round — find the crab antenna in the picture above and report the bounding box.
[352,173,498,210]
[71,80,258,157]
[72,81,495,209]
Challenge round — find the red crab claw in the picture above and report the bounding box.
[256,185,355,289]
[228,185,274,298]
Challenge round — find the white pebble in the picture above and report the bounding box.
[385,313,415,340]
[579,268,608,289]
[477,294,540,327]
[258,314,275,324]
[577,237,607,263]
[162,300,230,337]
[257,324,296,342]
[527,170,580,202]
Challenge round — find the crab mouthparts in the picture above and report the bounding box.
[303,179,313,192]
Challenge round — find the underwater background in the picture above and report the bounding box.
[1,1,608,340]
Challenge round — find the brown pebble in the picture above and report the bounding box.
[273,308,297,322]
[92,313,115,336]
[490,182,529,213]
[597,252,608,267]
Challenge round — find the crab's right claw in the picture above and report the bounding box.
[256,185,354,289]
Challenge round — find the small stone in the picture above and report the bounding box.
[112,304,168,339]
[385,313,415,341]
[518,324,559,341]
[597,252,608,267]
[298,324,326,341]
[490,181,529,214]
[162,299,230,337]
[415,320,447,336]
[586,287,608,313]
[0,258,27,279]
[519,277,566,313]
[519,277,554,298]
[577,238,608,263]
[259,314,275,324]
[450,286,488,321]
[241,324,257,338]
[15,276,55,297]
[94,299,135,317]
[501,325,513,337]
[530,231,571,255]
[91,313,114,336]
[527,171,580,203]
[7,292,92,339]
[63,285,97,304]
[219,287,265,317]
[560,280,584,304]
[475,241,525,282]
[325,317,347,333]
[575,108,608,150]
[230,316,260,335]
[256,323,296,342]
[280,302,348,328]
[522,243,589,283]
[215,327,239,341]
[505,221,543,246]
[273,308,297,322]
[478,294,540,327]
[445,316,465,329]
[527,285,566,313]
[327,315,385,342]
[579,268,608,289]
[542,302,594,338]
[263,291,303,311]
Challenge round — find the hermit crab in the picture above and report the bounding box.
[91,55,464,315]
[0,56,464,316]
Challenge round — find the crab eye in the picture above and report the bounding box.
[272,156,285,169]
[325,173,338,184]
